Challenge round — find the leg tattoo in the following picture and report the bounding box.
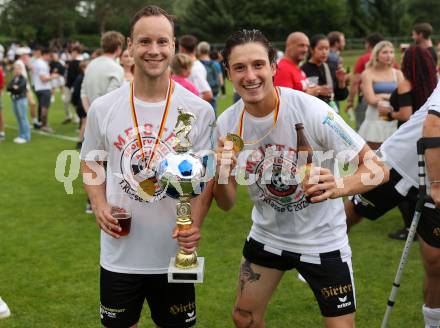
[239,260,261,294]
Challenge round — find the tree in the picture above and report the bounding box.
[0,0,79,44]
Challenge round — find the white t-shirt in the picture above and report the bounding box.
[188,60,211,94]
[32,58,51,91]
[80,82,215,274]
[381,81,440,191]
[215,87,365,254]
[80,55,124,104]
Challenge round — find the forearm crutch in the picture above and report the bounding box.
[381,137,440,328]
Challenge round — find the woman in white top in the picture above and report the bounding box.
[358,40,404,149]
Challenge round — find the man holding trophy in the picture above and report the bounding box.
[80,5,214,328]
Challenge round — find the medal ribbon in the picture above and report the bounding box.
[129,79,174,169]
[237,87,280,143]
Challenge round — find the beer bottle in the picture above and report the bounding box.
[295,123,323,202]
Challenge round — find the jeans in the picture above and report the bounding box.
[12,97,31,141]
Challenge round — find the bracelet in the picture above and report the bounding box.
[431,180,440,184]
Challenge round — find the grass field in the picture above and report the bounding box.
[0,57,424,327]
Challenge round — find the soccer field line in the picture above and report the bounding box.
[5,124,78,142]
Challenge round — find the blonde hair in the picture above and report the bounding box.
[170,53,193,75]
[367,40,394,68]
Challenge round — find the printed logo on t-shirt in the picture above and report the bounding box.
[243,144,309,213]
[112,125,176,202]
[322,111,354,146]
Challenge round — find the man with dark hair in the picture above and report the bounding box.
[215,28,387,328]
[412,22,438,65]
[81,5,214,327]
[32,47,58,132]
[345,32,383,130]
[327,31,345,71]
[179,34,213,103]
[80,31,124,113]
[63,45,82,124]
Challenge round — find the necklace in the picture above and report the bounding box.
[129,79,174,197]
[226,87,280,152]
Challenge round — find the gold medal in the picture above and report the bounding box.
[226,133,244,153]
[231,87,280,151]
[139,177,157,197]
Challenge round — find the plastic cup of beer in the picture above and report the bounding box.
[111,206,132,236]
[108,193,132,237]
[378,100,392,120]
[306,76,319,87]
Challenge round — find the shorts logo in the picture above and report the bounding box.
[169,301,196,316]
[320,285,353,310]
[186,310,196,323]
[100,304,126,319]
[338,296,348,303]
[433,227,440,237]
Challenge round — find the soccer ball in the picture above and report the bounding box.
[156,152,207,199]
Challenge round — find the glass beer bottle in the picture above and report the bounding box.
[295,123,323,202]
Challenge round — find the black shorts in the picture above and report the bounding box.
[243,238,356,317]
[35,90,51,109]
[351,168,440,247]
[100,267,196,328]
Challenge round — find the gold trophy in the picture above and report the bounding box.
[156,107,212,283]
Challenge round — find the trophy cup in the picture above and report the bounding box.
[156,107,212,283]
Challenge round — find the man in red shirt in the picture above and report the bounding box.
[274,32,318,96]
[0,65,4,141]
[345,33,383,130]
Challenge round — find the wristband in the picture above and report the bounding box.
[431,180,440,184]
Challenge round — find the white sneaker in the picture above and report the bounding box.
[0,132,5,142]
[13,137,27,144]
[0,297,11,319]
[85,203,93,214]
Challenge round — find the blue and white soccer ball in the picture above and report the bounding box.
[156,152,208,199]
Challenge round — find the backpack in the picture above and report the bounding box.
[200,60,220,96]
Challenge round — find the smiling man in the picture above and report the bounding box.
[80,5,215,328]
[213,29,387,328]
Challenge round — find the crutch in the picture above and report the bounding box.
[381,137,440,328]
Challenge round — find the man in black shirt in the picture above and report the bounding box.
[63,46,82,124]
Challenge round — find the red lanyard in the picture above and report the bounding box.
[129,79,174,170]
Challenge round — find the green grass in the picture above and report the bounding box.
[0,60,424,328]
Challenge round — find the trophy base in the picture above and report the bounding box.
[168,257,205,284]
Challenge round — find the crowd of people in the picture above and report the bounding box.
[1,5,440,327]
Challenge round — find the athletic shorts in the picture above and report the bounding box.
[243,238,356,317]
[51,76,65,88]
[351,168,440,248]
[100,267,196,328]
[35,90,51,109]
